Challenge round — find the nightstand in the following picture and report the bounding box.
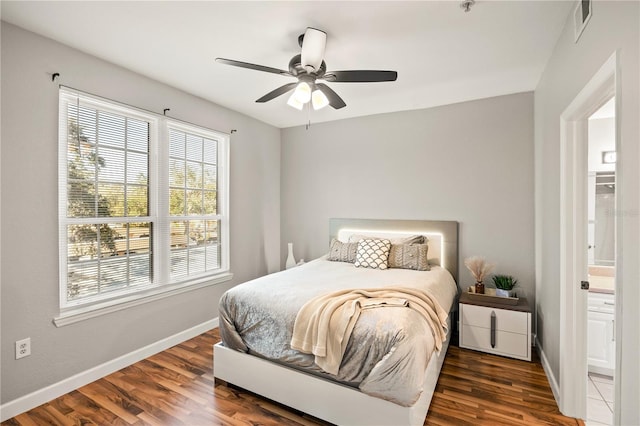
[459,292,532,361]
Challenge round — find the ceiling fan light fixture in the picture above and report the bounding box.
[311,89,329,110]
[292,82,312,104]
[287,93,304,110]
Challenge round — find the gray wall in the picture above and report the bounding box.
[0,23,281,404]
[534,1,639,423]
[281,93,535,305]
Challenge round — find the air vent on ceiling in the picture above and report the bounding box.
[574,0,592,43]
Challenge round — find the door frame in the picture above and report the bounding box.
[559,51,619,419]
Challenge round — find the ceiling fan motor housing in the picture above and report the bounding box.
[288,54,326,78]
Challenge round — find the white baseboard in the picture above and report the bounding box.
[0,318,218,422]
[536,337,560,406]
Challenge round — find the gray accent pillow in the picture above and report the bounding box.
[388,243,430,271]
[354,239,392,270]
[328,238,358,263]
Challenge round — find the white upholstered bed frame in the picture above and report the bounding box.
[214,219,459,426]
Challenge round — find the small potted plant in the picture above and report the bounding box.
[492,275,518,298]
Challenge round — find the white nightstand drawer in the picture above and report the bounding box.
[461,324,530,359]
[460,303,528,335]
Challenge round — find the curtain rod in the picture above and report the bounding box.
[56,82,235,136]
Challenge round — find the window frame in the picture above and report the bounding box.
[56,88,231,326]
[162,120,231,284]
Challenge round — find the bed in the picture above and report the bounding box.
[214,219,459,425]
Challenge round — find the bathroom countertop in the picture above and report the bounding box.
[588,275,615,293]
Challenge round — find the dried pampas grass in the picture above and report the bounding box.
[464,256,494,283]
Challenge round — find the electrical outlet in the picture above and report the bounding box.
[15,338,31,359]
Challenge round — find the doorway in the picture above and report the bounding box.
[585,97,616,425]
[558,52,619,422]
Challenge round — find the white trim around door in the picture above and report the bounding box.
[558,51,619,420]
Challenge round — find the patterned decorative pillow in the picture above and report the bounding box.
[388,243,430,271]
[354,239,392,270]
[348,234,425,245]
[328,238,358,263]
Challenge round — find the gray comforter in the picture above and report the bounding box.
[218,257,457,406]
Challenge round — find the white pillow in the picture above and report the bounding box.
[354,239,391,270]
[348,234,426,245]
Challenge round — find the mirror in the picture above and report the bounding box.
[592,172,615,266]
[587,96,615,268]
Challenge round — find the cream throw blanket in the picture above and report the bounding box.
[290,287,449,375]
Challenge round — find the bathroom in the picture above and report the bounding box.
[586,97,615,426]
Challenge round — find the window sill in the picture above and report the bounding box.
[53,272,233,327]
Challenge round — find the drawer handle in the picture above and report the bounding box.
[612,319,615,342]
[491,311,496,348]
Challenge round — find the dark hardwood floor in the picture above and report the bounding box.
[2,329,583,425]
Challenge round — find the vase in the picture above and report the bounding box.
[285,242,296,270]
[496,288,515,298]
[474,281,485,294]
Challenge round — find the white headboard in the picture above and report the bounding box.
[329,218,459,284]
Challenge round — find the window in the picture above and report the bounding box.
[168,125,221,279]
[58,88,229,321]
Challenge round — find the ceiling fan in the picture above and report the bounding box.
[216,27,398,111]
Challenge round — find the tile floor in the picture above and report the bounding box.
[586,373,614,426]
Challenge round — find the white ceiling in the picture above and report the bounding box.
[1,1,573,129]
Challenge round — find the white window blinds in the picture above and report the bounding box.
[168,126,222,280]
[60,91,154,305]
[58,88,229,313]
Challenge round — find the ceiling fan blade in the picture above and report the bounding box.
[323,70,398,83]
[300,27,326,72]
[216,58,292,77]
[315,83,346,109]
[255,82,298,103]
